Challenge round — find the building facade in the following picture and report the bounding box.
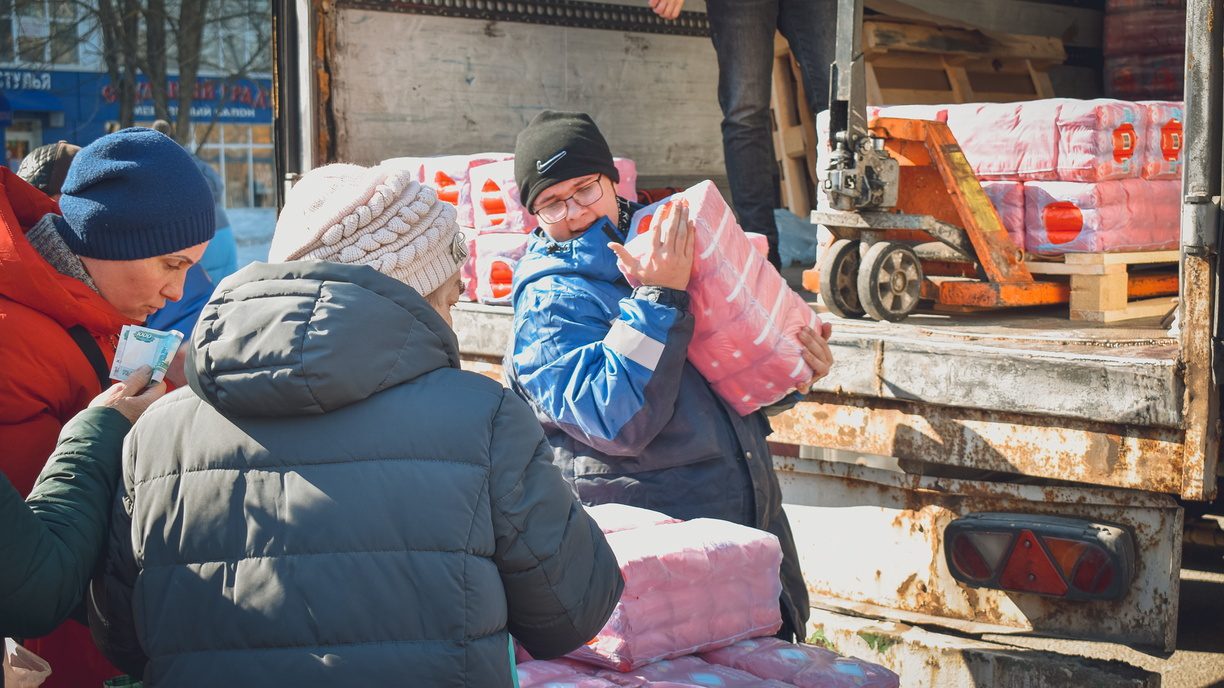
[1,0,272,211]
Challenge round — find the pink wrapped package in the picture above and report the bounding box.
[568,519,783,671]
[471,233,530,305]
[467,157,637,234]
[614,157,639,202]
[1024,178,1180,255]
[597,656,797,687]
[1055,99,1144,181]
[459,235,477,301]
[585,504,681,535]
[518,659,620,688]
[979,181,1026,249]
[1141,101,1184,180]
[946,102,1059,181]
[425,153,513,227]
[701,638,900,688]
[1105,54,1184,101]
[624,182,820,415]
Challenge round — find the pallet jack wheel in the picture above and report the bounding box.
[818,239,866,319]
[857,241,924,322]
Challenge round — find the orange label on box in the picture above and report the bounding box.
[1112,122,1137,163]
[1160,119,1183,161]
[1043,201,1084,244]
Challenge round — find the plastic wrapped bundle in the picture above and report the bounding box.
[1105,54,1184,101]
[459,235,478,301]
[597,656,797,687]
[1055,99,1144,181]
[1024,179,1180,255]
[1140,101,1184,180]
[978,181,1026,249]
[945,102,1059,181]
[471,160,535,234]
[585,504,680,535]
[518,659,620,688]
[624,182,820,415]
[701,638,900,688]
[568,519,784,671]
[1104,7,1186,57]
[614,157,639,202]
[471,233,530,305]
[381,153,512,228]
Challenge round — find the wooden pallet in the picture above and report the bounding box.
[1024,250,1180,322]
[771,33,818,218]
[862,20,1064,105]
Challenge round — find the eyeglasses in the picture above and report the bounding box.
[533,175,604,224]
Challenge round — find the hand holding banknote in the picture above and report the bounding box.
[89,365,167,425]
[109,325,185,384]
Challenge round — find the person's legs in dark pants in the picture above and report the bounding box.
[778,0,838,121]
[706,0,784,268]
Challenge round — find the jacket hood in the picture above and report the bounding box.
[511,216,627,303]
[188,260,461,417]
[0,167,131,334]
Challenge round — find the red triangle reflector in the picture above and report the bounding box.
[998,530,1068,596]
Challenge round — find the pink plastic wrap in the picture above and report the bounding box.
[614,158,639,202]
[471,233,530,305]
[518,659,620,688]
[597,656,796,687]
[1055,99,1144,181]
[701,638,900,688]
[459,235,477,301]
[585,504,681,535]
[568,519,784,671]
[471,160,536,234]
[624,182,820,415]
[381,153,512,228]
[1024,179,1180,255]
[979,181,1026,249]
[1104,7,1186,57]
[945,102,1059,181]
[1141,101,1184,180]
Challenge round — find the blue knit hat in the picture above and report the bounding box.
[57,128,215,260]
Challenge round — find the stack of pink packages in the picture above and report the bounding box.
[469,233,530,305]
[469,157,639,235]
[623,181,820,416]
[1141,100,1184,180]
[517,659,621,688]
[569,518,783,671]
[585,503,681,534]
[1024,178,1180,254]
[978,181,1026,248]
[382,153,513,228]
[701,638,899,688]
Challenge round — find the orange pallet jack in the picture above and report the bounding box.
[808,0,1177,322]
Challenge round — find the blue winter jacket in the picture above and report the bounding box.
[506,200,809,635]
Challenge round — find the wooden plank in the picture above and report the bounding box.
[942,59,974,102]
[864,0,1103,50]
[1065,249,1182,266]
[1071,269,1129,314]
[1024,261,1125,277]
[1072,296,1179,324]
[1028,59,1056,99]
[862,19,1065,62]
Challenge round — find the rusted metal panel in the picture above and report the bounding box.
[776,457,1182,652]
[769,394,1186,494]
[806,608,1159,688]
[1178,254,1220,501]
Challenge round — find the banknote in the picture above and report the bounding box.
[108,325,185,384]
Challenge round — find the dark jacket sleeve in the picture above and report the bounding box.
[488,388,624,659]
[86,424,148,678]
[0,407,130,638]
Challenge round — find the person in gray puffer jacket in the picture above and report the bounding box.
[87,163,624,688]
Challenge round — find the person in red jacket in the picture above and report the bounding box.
[0,127,215,688]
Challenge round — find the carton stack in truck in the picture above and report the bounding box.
[1104,0,1186,100]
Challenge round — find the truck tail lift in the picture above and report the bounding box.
[805,0,1177,322]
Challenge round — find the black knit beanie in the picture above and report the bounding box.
[514,110,620,212]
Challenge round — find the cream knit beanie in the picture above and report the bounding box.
[270,163,467,297]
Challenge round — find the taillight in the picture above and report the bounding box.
[944,513,1134,601]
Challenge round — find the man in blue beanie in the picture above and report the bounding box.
[0,127,214,688]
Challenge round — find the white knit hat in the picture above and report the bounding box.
[269,163,468,297]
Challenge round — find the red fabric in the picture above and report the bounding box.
[24,621,124,688]
[0,168,130,688]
